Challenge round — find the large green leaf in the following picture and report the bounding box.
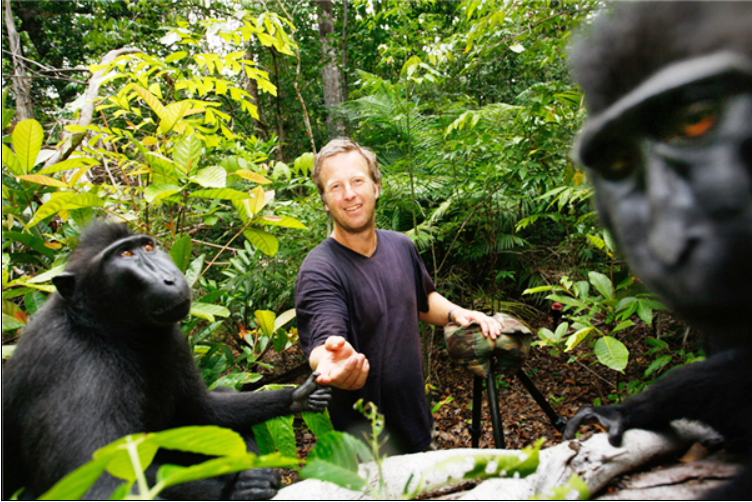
[251,415,296,458]
[273,308,296,331]
[301,410,334,438]
[153,426,247,457]
[24,193,74,229]
[38,457,110,500]
[243,228,278,256]
[2,314,25,331]
[190,165,227,188]
[594,336,629,372]
[146,153,182,185]
[2,143,24,175]
[94,435,159,482]
[12,119,44,173]
[588,271,613,300]
[190,302,230,322]
[300,431,372,492]
[565,326,593,351]
[173,135,203,175]
[230,169,271,184]
[169,235,193,273]
[190,188,250,201]
[158,101,191,135]
[254,215,306,230]
[133,84,168,121]
[255,310,276,338]
[144,184,182,203]
[37,156,97,175]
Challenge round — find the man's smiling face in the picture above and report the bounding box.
[320,150,380,236]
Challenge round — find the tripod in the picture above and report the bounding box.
[469,355,567,449]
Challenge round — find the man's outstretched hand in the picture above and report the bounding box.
[311,336,369,391]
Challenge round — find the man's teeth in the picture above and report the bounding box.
[346,205,362,211]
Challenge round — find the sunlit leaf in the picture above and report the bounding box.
[144,184,182,203]
[12,119,44,173]
[190,188,250,201]
[190,302,230,322]
[230,169,271,184]
[273,309,296,331]
[243,227,278,256]
[255,310,276,338]
[254,215,306,230]
[16,175,68,187]
[190,165,227,188]
[595,336,629,372]
[169,235,193,273]
[133,84,168,121]
[173,135,203,175]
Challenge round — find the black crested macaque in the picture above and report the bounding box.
[564,2,752,499]
[2,222,332,500]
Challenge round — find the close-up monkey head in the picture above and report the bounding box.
[570,2,752,334]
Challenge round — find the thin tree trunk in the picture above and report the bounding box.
[241,42,269,141]
[342,0,350,135]
[4,0,34,121]
[317,0,344,139]
[270,48,286,160]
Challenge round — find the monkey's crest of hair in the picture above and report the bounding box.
[66,221,135,271]
[570,2,752,114]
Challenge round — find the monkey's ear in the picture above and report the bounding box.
[53,272,77,300]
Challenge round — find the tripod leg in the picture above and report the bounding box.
[471,375,483,448]
[486,356,506,449]
[516,370,567,432]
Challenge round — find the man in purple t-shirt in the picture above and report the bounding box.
[295,139,502,453]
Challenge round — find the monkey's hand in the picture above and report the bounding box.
[227,468,280,501]
[564,406,627,446]
[290,372,332,413]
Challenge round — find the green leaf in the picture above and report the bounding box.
[37,156,97,175]
[173,135,203,175]
[293,152,314,176]
[12,119,44,173]
[252,415,296,458]
[301,431,372,492]
[185,254,205,287]
[2,143,23,175]
[230,169,272,184]
[301,409,334,438]
[548,294,587,309]
[24,193,74,229]
[146,153,182,185]
[636,300,655,326]
[66,193,106,210]
[594,336,629,372]
[610,319,634,334]
[2,313,25,331]
[94,435,159,482]
[273,308,296,331]
[170,235,193,273]
[190,302,230,322]
[158,101,191,134]
[255,310,276,338]
[254,215,306,230]
[153,426,247,457]
[23,290,47,315]
[644,354,672,378]
[38,457,109,500]
[565,326,593,351]
[144,184,182,203]
[190,188,250,201]
[588,271,613,300]
[133,84,168,121]
[191,165,227,188]
[522,285,562,295]
[243,228,278,256]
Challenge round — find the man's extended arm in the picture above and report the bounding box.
[419,291,502,339]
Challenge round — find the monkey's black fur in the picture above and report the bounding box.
[566,3,752,499]
[2,222,331,500]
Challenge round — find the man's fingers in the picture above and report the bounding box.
[325,336,346,351]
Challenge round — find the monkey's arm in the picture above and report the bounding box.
[565,350,750,447]
[204,373,332,431]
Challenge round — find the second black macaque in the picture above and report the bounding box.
[2,222,332,500]
[565,3,752,499]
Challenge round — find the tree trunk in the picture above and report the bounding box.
[317,0,345,139]
[4,0,34,121]
[241,42,269,141]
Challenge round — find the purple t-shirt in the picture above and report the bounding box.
[295,229,436,453]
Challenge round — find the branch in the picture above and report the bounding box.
[42,47,142,170]
[4,0,34,120]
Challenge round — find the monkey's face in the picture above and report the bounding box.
[575,53,752,329]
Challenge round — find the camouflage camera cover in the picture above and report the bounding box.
[444,313,531,378]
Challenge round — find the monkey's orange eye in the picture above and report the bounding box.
[120,250,133,257]
[144,243,154,252]
[666,102,720,142]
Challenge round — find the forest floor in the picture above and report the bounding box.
[260,311,694,487]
